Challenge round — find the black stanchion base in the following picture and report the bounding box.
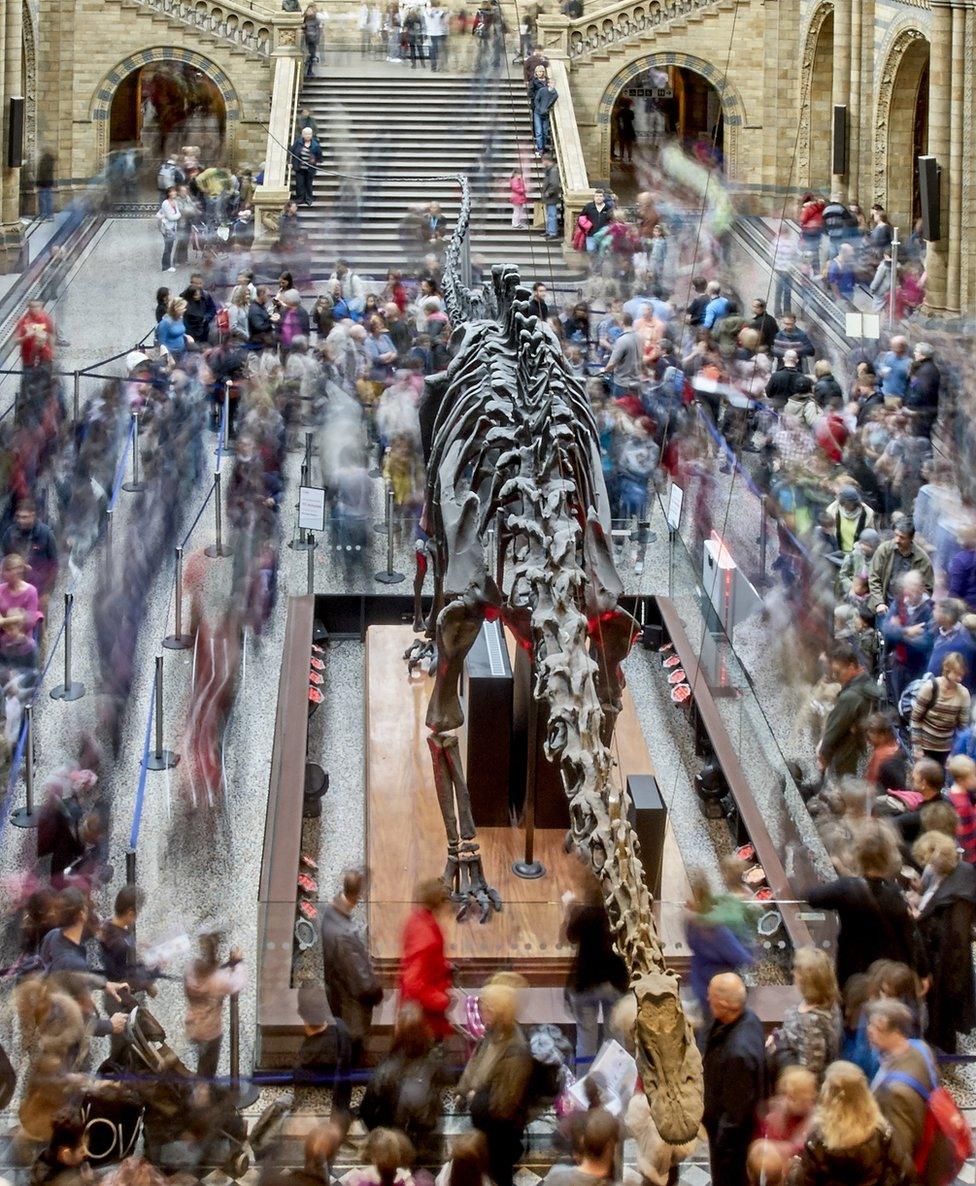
[512,859,546,879]
[204,544,233,558]
[373,522,389,535]
[288,537,314,551]
[50,681,86,701]
[374,570,406,584]
[10,806,40,829]
[234,1082,261,1108]
[162,634,193,651]
[122,481,146,493]
[146,749,180,771]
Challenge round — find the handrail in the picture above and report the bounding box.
[538,0,729,60]
[251,19,304,244]
[545,60,593,248]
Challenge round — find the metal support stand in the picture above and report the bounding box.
[163,546,192,649]
[374,484,405,584]
[513,693,546,879]
[306,531,316,596]
[122,410,145,493]
[126,849,137,886]
[205,472,231,558]
[755,495,771,589]
[228,992,260,1106]
[72,370,80,422]
[221,380,235,455]
[146,655,179,770]
[10,705,39,828]
[888,230,900,328]
[105,506,114,559]
[50,592,86,700]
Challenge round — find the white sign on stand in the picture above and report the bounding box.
[666,482,684,532]
[845,312,882,340]
[298,485,326,532]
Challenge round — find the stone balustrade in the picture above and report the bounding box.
[128,0,282,56]
[538,0,726,60]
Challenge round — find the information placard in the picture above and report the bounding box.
[666,482,684,532]
[298,485,326,532]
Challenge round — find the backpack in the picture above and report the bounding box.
[882,1040,973,1185]
[215,306,231,337]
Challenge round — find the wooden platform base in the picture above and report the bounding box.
[365,626,691,986]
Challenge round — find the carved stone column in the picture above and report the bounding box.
[924,0,954,315]
[946,1,965,311]
[848,0,862,200]
[0,0,24,267]
[830,0,851,200]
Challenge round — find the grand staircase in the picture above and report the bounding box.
[297,70,585,285]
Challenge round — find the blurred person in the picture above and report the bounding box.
[702,973,765,1186]
[789,1060,913,1186]
[905,342,940,439]
[30,1108,91,1186]
[295,982,353,1123]
[926,598,976,694]
[360,1001,444,1152]
[329,260,367,317]
[458,973,532,1186]
[289,125,323,206]
[765,947,841,1083]
[886,757,949,848]
[910,652,970,763]
[0,552,42,666]
[756,1066,817,1160]
[812,358,843,408]
[397,878,453,1041]
[435,1131,491,1186]
[320,868,383,1066]
[183,932,246,1080]
[684,869,755,1019]
[947,526,976,611]
[561,862,628,1061]
[824,486,874,555]
[180,272,217,344]
[910,831,976,1052]
[156,185,181,271]
[879,569,934,701]
[864,713,909,794]
[16,299,55,371]
[303,4,321,75]
[816,642,883,777]
[545,1108,619,1186]
[745,1140,786,1186]
[351,1128,417,1186]
[806,830,929,989]
[3,500,58,613]
[946,753,976,864]
[868,999,956,1184]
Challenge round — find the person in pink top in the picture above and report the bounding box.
[508,169,527,229]
[0,553,42,662]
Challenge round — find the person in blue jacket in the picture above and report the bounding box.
[156,296,191,354]
[925,598,976,694]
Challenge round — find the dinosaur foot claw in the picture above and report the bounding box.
[403,638,435,674]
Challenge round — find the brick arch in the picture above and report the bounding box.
[797,3,835,192]
[596,51,745,180]
[90,47,242,162]
[874,26,929,232]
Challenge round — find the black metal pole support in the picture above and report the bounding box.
[374,484,405,584]
[10,705,39,828]
[126,849,137,886]
[146,654,179,770]
[756,494,771,590]
[513,692,546,879]
[205,472,232,558]
[229,992,261,1106]
[50,592,86,700]
[163,546,192,649]
[122,410,146,493]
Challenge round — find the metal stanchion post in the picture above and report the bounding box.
[374,484,405,584]
[888,230,900,328]
[50,592,86,700]
[146,654,179,770]
[126,849,137,886]
[10,705,39,828]
[228,992,260,1106]
[163,546,192,649]
[123,410,145,493]
[307,531,316,595]
[72,370,80,422]
[205,472,231,558]
[221,380,236,454]
[667,527,675,599]
[105,506,114,559]
[756,494,771,589]
[513,692,545,878]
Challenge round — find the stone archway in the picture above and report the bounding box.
[798,4,834,193]
[596,51,745,181]
[875,28,929,234]
[90,47,242,167]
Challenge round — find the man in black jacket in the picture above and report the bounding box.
[764,349,806,410]
[528,281,549,321]
[248,286,275,348]
[702,974,765,1186]
[289,126,324,207]
[180,274,217,346]
[747,298,778,351]
[540,152,561,239]
[817,640,884,776]
[905,342,940,438]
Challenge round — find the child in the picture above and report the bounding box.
[509,169,527,229]
[757,1066,817,1159]
[648,223,667,286]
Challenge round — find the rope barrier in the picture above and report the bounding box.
[180,478,218,550]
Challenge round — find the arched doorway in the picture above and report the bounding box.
[881,33,929,235]
[806,8,834,192]
[109,61,227,163]
[599,54,744,198]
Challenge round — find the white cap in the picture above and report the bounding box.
[126,350,149,370]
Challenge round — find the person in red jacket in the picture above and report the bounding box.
[397,878,454,1040]
[15,300,55,369]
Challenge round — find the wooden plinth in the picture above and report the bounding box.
[365,626,690,986]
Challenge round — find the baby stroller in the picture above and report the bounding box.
[86,1006,257,1177]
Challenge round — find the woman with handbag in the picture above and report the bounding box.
[766,947,842,1084]
[156,186,181,272]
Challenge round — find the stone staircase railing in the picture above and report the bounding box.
[546,60,593,247]
[537,0,727,61]
[114,0,289,58]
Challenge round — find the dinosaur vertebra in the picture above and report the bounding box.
[407,176,703,1145]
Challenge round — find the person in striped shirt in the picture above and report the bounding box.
[910,651,971,764]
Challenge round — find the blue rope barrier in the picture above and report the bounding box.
[107,416,138,513]
[128,671,158,852]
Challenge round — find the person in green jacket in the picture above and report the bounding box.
[818,641,885,776]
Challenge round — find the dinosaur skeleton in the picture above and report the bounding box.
[406,176,703,1144]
